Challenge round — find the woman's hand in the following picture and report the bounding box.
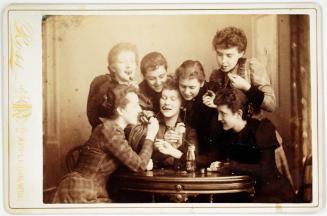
[227,73,251,91]
[163,130,180,147]
[154,139,171,155]
[146,159,153,171]
[139,110,154,124]
[175,122,186,134]
[155,139,183,159]
[208,160,235,171]
[145,117,159,141]
[202,90,217,108]
[208,161,223,171]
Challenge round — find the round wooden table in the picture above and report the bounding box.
[111,168,255,202]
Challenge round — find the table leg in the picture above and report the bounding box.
[151,193,155,203]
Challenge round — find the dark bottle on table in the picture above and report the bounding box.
[185,144,196,172]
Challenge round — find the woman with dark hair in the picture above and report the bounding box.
[175,60,221,166]
[52,85,159,203]
[210,88,295,203]
[87,42,140,130]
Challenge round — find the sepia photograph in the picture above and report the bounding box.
[2,2,324,214]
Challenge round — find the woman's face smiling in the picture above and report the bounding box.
[110,50,137,84]
[160,89,182,118]
[120,92,142,125]
[178,78,203,101]
[217,104,242,131]
[144,65,168,93]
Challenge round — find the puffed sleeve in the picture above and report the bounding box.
[247,58,276,112]
[101,124,153,172]
[255,119,280,150]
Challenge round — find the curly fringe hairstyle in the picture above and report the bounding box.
[214,88,252,120]
[102,85,138,119]
[212,26,247,52]
[160,75,182,98]
[140,52,168,76]
[175,60,206,83]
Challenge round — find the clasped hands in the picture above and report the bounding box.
[144,115,159,142]
[227,73,251,91]
[202,73,251,109]
[163,122,185,148]
[139,110,155,124]
[154,139,183,159]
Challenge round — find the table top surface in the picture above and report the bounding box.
[111,168,255,198]
[113,168,252,183]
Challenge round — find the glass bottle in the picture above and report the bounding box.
[185,144,196,172]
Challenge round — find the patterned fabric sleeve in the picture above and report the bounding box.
[102,125,153,172]
[247,58,276,112]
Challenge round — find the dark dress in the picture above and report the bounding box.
[179,82,222,167]
[216,118,295,203]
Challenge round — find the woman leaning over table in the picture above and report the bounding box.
[209,88,295,203]
[52,85,159,203]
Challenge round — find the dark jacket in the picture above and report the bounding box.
[216,118,295,202]
[179,82,222,160]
